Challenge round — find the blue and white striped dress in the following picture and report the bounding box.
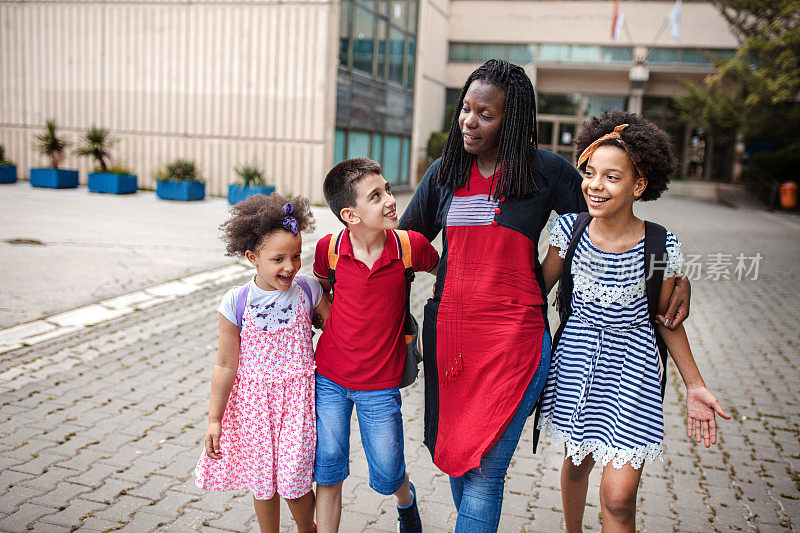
[538,213,684,469]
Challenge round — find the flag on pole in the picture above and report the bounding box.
[611,0,624,40]
[669,0,682,42]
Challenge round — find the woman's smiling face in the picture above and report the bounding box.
[458,80,506,160]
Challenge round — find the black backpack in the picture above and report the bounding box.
[532,212,669,452]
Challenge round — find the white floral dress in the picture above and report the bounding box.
[538,213,684,469]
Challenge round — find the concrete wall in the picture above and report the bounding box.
[410,0,450,183]
[0,0,339,203]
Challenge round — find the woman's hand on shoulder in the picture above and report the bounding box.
[657,273,691,330]
[205,422,223,460]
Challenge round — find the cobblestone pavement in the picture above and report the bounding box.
[0,196,797,532]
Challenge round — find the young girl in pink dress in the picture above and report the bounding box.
[196,193,330,533]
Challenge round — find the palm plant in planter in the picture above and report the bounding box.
[155,159,205,201]
[0,145,17,184]
[228,164,275,204]
[75,126,137,194]
[30,120,78,188]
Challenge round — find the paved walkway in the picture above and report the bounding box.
[0,188,798,532]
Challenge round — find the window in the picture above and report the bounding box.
[571,45,602,63]
[406,38,416,88]
[353,6,375,74]
[537,121,554,145]
[401,137,410,184]
[539,44,570,62]
[476,44,509,63]
[383,135,402,183]
[371,134,384,165]
[347,131,371,159]
[558,123,576,146]
[538,93,582,116]
[585,95,627,116]
[376,18,388,80]
[388,27,405,85]
[508,44,536,64]
[334,130,346,165]
[339,0,352,68]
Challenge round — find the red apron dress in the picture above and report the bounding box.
[433,164,546,476]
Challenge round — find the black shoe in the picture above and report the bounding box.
[397,481,422,533]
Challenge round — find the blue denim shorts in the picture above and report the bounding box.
[314,374,406,495]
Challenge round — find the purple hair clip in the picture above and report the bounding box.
[283,203,299,235]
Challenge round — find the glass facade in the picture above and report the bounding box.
[334,129,412,185]
[449,43,634,65]
[339,0,418,87]
[336,0,418,186]
[449,42,735,67]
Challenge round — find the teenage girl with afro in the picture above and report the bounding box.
[400,60,692,532]
[538,110,730,532]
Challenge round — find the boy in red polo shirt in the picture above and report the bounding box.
[313,158,438,533]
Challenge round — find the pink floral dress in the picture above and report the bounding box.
[195,283,316,500]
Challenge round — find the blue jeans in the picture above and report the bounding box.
[449,332,551,533]
[313,374,406,495]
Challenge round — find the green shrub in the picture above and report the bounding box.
[746,142,800,183]
[0,145,13,166]
[155,159,203,182]
[74,126,117,172]
[426,132,449,163]
[34,120,69,169]
[234,165,266,187]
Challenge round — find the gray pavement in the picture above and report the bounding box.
[0,182,798,532]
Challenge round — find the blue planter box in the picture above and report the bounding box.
[0,165,16,183]
[30,168,79,189]
[156,180,205,201]
[88,172,138,194]
[227,184,276,204]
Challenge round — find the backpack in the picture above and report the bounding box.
[532,212,669,451]
[327,229,423,388]
[234,277,314,330]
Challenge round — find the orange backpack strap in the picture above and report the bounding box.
[394,230,413,270]
[327,230,343,272]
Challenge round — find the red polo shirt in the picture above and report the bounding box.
[313,229,439,390]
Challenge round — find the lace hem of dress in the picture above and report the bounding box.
[538,415,664,470]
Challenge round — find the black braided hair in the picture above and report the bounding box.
[437,59,539,198]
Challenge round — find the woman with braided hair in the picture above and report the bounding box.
[399,59,691,531]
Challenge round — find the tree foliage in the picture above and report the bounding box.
[674,0,800,145]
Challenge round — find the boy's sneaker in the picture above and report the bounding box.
[397,481,422,533]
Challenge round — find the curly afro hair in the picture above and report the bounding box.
[574,110,675,201]
[219,193,315,257]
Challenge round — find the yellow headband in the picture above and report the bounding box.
[577,124,642,178]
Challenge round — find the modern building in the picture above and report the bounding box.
[0,1,740,203]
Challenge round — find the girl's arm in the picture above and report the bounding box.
[205,314,241,460]
[656,277,730,448]
[541,243,565,296]
[313,294,331,330]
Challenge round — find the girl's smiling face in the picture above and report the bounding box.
[245,230,302,291]
[458,80,506,160]
[582,145,648,219]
